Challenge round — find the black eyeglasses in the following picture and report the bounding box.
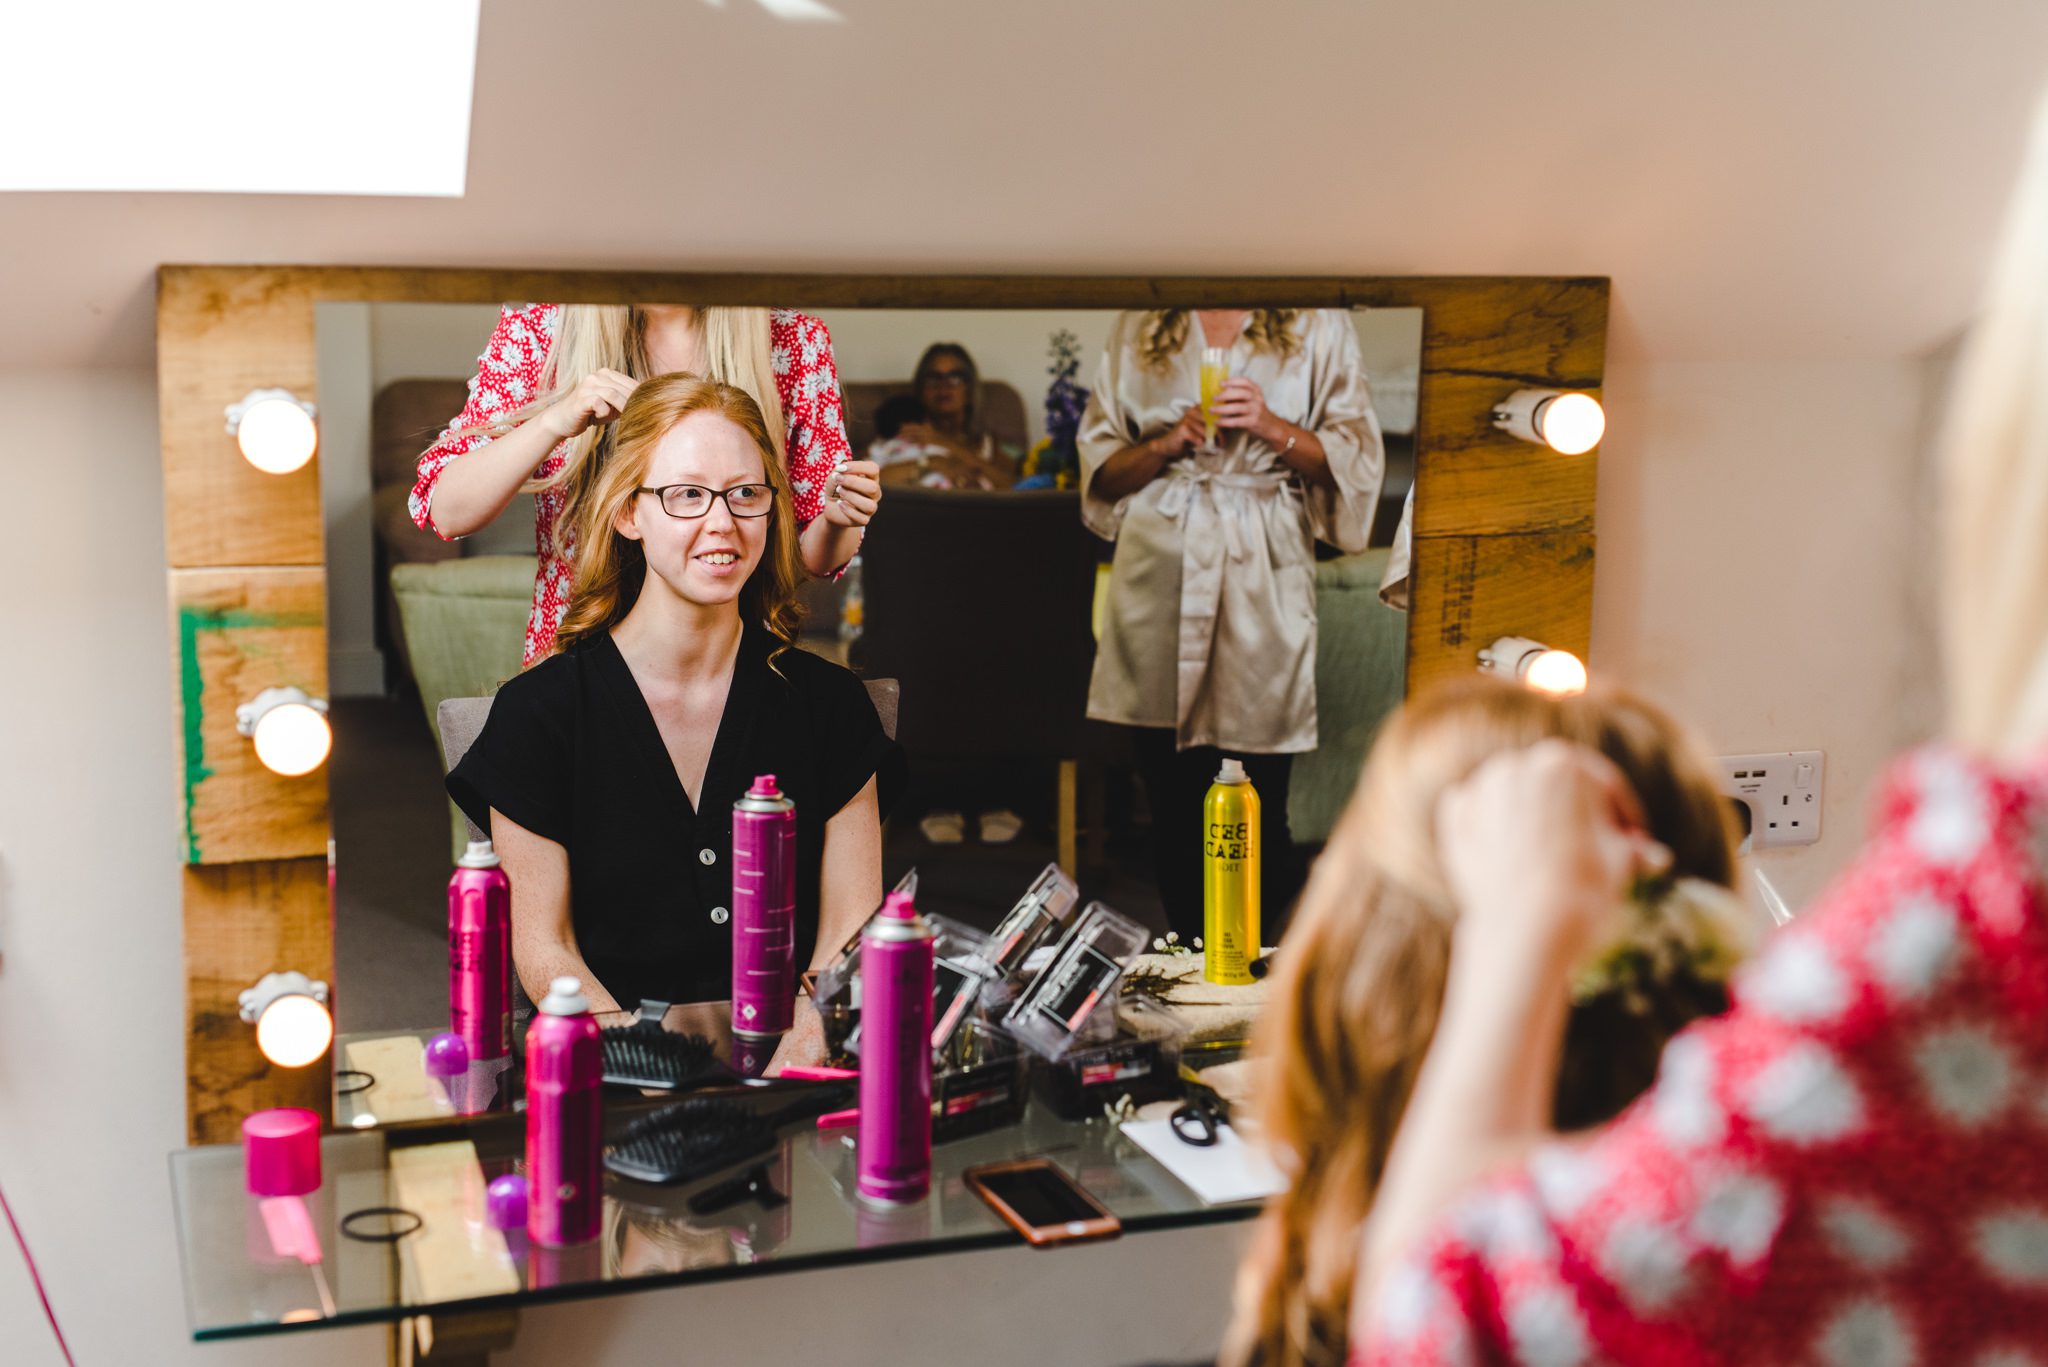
[921,371,970,387]
[637,483,776,519]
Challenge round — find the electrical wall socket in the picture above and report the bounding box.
[1718,751,1825,850]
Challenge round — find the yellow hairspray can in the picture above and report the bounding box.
[1203,758,1260,986]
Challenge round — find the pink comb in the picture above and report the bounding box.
[815,1108,859,1131]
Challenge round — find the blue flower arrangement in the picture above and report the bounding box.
[1020,329,1090,490]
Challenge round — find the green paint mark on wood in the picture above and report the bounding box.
[176,604,322,863]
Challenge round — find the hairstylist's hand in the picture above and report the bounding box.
[1435,740,1672,971]
[539,368,639,441]
[822,460,882,528]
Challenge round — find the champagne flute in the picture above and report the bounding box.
[1198,346,1230,452]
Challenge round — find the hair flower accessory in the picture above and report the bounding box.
[1570,875,1755,1009]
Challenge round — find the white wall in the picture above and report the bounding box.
[0,370,385,1366]
[1588,352,1944,910]
[317,302,385,697]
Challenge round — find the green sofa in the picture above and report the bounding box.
[1289,547,1407,846]
[390,555,537,857]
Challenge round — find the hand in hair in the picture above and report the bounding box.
[1435,739,1672,972]
[540,368,640,442]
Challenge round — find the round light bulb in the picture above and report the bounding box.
[251,702,332,776]
[1522,649,1589,696]
[255,993,333,1068]
[236,396,318,475]
[1538,393,1605,455]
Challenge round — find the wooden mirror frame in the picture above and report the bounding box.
[158,265,1606,1142]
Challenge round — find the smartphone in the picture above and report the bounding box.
[964,1159,1121,1246]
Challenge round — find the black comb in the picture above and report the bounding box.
[601,1000,727,1090]
[605,1084,855,1186]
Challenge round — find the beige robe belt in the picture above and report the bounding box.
[1156,465,1304,747]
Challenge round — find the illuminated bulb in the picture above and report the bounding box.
[238,971,333,1068]
[1490,389,1605,455]
[1478,636,1589,696]
[225,388,319,475]
[236,686,332,776]
[1522,648,1589,696]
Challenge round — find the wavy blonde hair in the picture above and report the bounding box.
[1138,309,1301,370]
[1220,677,1739,1367]
[551,374,805,659]
[1942,89,2048,755]
[453,305,786,558]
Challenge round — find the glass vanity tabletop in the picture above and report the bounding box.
[171,1088,1258,1340]
[185,991,1261,1341]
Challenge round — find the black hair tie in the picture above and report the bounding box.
[340,1206,424,1243]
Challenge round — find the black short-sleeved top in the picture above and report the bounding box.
[447,626,904,1009]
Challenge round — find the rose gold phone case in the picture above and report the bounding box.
[964,1159,1121,1247]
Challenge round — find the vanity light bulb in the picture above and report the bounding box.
[1478,635,1589,697]
[251,702,332,776]
[1491,389,1605,455]
[255,993,333,1068]
[237,686,332,777]
[1522,648,1589,696]
[227,390,318,475]
[1538,393,1605,456]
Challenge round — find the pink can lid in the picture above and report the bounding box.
[748,774,781,798]
[243,1107,322,1197]
[882,891,916,920]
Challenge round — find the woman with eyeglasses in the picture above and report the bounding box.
[411,304,884,668]
[875,342,1019,490]
[447,375,902,1074]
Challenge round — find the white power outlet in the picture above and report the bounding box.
[1718,751,1824,850]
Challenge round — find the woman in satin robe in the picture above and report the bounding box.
[1079,308,1383,939]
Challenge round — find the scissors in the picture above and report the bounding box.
[1170,1076,1231,1148]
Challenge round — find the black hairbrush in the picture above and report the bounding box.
[605,1084,855,1186]
[601,1000,727,1090]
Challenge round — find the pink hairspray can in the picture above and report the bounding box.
[448,840,512,1062]
[525,976,603,1247]
[857,892,935,1206]
[732,775,798,1041]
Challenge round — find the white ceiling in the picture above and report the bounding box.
[1,0,2043,369]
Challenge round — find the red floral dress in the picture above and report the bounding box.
[408,305,852,667]
[1359,746,2048,1367]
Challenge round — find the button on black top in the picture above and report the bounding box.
[448,627,904,1008]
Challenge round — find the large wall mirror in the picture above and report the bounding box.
[158,269,1604,1144]
[318,300,1420,1068]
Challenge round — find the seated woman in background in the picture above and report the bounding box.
[888,342,1018,489]
[447,375,902,1072]
[1353,89,2048,1365]
[868,394,1001,490]
[411,304,883,667]
[1221,677,1744,1367]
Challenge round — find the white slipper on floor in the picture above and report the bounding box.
[920,811,967,844]
[978,809,1024,844]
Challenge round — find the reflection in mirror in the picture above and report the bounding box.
[314,300,1419,1126]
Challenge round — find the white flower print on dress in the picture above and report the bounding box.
[1972,1208,2048,1288]
[1742,1040,1865,1144]
[1815,1299,1918,1367]
[1817,1195,1914,1272]
[1912,1022,2018,1128]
